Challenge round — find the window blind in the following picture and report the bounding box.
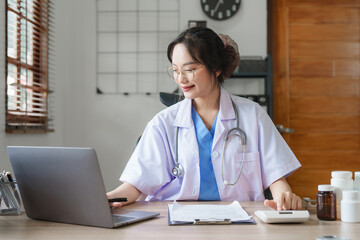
[5,0,54,133]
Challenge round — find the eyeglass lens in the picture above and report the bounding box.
[167,67,194,81]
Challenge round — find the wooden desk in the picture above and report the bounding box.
[0,201,358,240]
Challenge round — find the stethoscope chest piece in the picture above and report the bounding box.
[171,164,184,178]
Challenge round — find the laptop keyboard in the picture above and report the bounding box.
[112,214,135,223]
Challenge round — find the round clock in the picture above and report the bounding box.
[201,0,241,21]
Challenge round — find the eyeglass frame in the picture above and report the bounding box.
[166,64,204,82]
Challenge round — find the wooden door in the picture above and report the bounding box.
[272,0,360,198]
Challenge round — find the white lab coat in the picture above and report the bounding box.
[120,88,301,201]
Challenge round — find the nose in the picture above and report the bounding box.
[177,71,188,83]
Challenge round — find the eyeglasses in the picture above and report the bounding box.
[166,65,203,82]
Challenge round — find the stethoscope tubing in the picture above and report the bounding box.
[171,98,247,186]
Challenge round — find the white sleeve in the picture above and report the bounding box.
[120,117,174,196]
[256,105,301,189]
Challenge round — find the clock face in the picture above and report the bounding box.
[201,0,241,21]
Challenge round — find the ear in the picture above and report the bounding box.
[215,70,221,78]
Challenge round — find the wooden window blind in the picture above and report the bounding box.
[5,0,54,133]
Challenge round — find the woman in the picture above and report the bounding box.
[108,27,302,210]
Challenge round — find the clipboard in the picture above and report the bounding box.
[167,201,256,225]
[168,209,256,225]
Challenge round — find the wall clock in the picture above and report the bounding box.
[201,0,241,21]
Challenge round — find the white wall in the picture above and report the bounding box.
[0,0,266,191]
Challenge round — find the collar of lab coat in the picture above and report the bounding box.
[173,87,236,129]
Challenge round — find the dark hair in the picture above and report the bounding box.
[167,27,239,84]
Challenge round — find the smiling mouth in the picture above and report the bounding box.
[181,85,194,92]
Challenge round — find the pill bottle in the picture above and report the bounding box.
[330,171,353,218]
[341,190,360,223]
[353,172,360,191]
[317,185,336,221]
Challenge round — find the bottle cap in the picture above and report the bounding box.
[342,190,360,201]
[318,184,334,192]
[331,171,352,179]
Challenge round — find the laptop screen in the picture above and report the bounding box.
[8,146,117,228]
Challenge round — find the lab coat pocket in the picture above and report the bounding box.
[234,151,259,169]
[232,152,262,192]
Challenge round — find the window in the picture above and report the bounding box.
[5,0,53,133]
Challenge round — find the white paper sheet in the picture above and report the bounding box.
[168,201,252,222]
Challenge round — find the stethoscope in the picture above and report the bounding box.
[171,99,247,187]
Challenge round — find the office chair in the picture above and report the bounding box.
[159,92,184,107]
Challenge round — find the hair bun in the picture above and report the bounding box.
[218,34,240,79]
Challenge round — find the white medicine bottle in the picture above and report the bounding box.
[341,190,360,222]
[331,171,353,203]
[354,171,360,191]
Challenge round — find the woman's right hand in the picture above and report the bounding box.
[108,199,125,208]
[106,182,141,208]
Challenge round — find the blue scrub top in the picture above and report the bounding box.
[192,106,220,201]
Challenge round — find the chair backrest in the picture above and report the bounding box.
[159,92,184,107]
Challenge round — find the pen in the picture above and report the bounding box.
[5,172,21,205]
[108,197,128,203]
[0,172,10,208]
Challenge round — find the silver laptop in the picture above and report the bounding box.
[7,146,159,228]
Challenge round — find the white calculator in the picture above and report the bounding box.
[254,210,310,223]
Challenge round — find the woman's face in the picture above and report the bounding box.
[171,43,219,100]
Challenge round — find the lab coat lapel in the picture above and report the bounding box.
[212,88,236,151]
[174,98,192,129]
[174,98,199,158]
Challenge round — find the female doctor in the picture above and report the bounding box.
[107,27,302,210]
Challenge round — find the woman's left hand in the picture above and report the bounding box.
[264,191,302,210]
